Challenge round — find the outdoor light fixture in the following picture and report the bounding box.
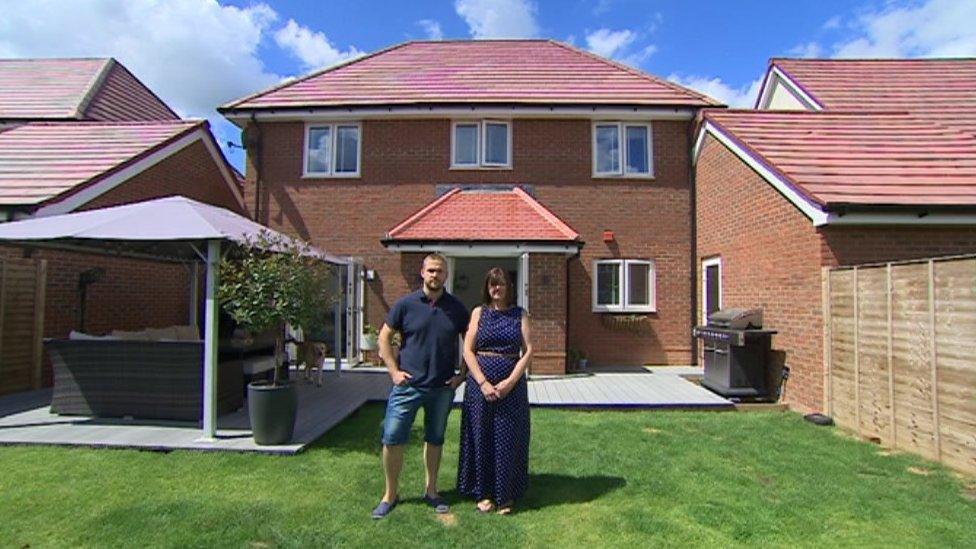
[602,230,615,243]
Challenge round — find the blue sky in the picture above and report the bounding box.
[2,0,975,171]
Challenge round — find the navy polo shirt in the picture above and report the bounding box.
[386,289,470,388]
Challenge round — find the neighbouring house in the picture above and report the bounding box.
[694,58,976,413]
[219,39,721,374]
[0,58,245,394]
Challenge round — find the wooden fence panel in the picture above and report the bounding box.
[827,255,976,476]
[857,267,890,441]
[0,257,44,396]
[829,270,857,428]
[933,258,976,474]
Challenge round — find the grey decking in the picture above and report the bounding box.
[0,371,392,455]
[0,369,729,455]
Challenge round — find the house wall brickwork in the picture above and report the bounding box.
[695,134,976,413]
[245,117,696,371]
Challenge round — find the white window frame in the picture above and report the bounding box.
[592,259,656,313]
[592,121,653,178]
[303,121,361,178]
[701,256,722,324]
[451,119,512,169]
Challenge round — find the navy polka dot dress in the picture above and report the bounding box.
[457,306,530,506]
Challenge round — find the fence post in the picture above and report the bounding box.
[822,267,832,415]
[886,263,895,447]
[0,260,6,371]
[853,267,861,436]
[928,260,941,460]
[32,259,47,390]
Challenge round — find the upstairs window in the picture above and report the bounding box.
[592,259,656,313]
[593,122,653,177]
[452,120,511,168]
[305,123,360,177]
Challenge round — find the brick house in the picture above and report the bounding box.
[0,58,244,394]
[219,40,719,374]
[694,59,976,412]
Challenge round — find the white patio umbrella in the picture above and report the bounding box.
[0,195,352,440]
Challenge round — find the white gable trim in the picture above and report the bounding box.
[34,128,244,217]
[756,66,823,111]
[694,122,829,226]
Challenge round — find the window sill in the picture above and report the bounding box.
[450,165,513,171]
[591,173,655,180]
[592,308,657,314]
[301,173,361,179]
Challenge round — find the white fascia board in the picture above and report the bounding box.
[383,242,580,256]
[756,67,823,111]
[698,122,829,226]
[824,212,976,226]
[223,106,697,126]
[35,128,244,217]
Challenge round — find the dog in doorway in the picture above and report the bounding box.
[295,341,327,386]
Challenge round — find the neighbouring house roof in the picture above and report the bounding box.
[764,58,976,135]
[0,120,242,211]
[699,109,976,210]
[0,58,178,121]
[222,40,720,112]
[385,187,580,242]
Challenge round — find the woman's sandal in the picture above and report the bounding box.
[496,501,514,515]
[476,499,495,513]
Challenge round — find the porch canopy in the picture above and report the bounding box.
[0,195,352,440]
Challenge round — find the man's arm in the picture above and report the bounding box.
[379,323,411,386]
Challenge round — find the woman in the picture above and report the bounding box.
[457,267,532,515]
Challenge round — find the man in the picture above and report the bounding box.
[372,253,469,519]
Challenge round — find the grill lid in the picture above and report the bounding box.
[707,308,763,330]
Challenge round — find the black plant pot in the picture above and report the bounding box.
[248,381,297,445]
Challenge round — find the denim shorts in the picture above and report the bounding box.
[380,384,455,446]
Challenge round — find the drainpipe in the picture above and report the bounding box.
[246,113,263,222]
[688,118,699,366]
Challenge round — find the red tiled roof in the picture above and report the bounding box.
[0,58,178,121]
[0,120,202,205]
[702,109,976,208]
[224,40,719,110]
[771,58,976,135]
[386,187,580,241]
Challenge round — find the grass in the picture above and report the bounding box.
[0,406,973,548]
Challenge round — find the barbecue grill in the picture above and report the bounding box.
[693,308,776,399]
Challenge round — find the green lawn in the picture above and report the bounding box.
[0,406,973,548]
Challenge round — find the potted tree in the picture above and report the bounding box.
[218,231,334,445]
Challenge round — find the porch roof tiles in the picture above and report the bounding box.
[222,40,719,111]
[386,187,580,242]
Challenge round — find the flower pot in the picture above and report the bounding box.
[361,334,378,351]
[248,380,297,445]
[578,358,589,371]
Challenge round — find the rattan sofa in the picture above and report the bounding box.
[46,339,243,422]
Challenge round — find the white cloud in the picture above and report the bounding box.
[585,28,656,68]
[585,28,636,58]
[593,0,612,16]
[832,0,976,58]
[454,0,540,39]
[417,19,444,40]
[822,15,842,30]
[788,41,823,58]
[667,75,763,108]
[274,19,363,71]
